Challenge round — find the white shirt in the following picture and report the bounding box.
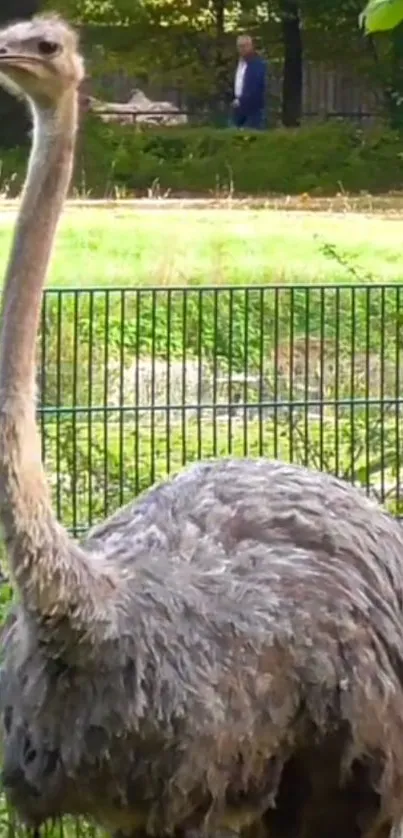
[234,59,247,98]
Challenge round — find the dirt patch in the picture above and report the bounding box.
[1,193,403,216]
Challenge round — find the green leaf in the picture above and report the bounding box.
[359,0,403,33]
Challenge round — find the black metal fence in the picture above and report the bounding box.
[36,282,403,539]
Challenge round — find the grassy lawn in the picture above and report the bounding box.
[0,203,403,287]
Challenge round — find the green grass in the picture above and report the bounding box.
[1,203,403,286]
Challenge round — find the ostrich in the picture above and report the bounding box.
[1,14,403,838]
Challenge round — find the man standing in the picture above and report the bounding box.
[232,35,267,130]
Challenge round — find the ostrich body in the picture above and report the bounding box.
[0,15,403,838]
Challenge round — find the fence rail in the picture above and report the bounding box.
[95,57,382,126]
[89,106,382,127]
[34,282,403,538]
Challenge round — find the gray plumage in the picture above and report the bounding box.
[3,457,403,838]
[0,15,402,838]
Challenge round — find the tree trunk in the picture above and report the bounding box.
[280,0,303,127]
[212,0,227,121]
[206,0,228,124]
[0,0,40,149]
[385,22,403,131]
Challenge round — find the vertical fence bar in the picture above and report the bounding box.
[72,290,79,533]
[364,286,371,494]
[150,289,156,486]
[243,287,249,456]
[40,290,47,464]
[87,290,94,527]
[181,289,188,467]
[350,286,356,481]
[166,288,172,476]
[273,287,279,459]
[258,287,264,457]
[288,286,295,462]
[103,290,110,517]
[118,289,125,507]
[334,286,340,477]
[303,286,310,467]
[55,290,62,519]
[379,285,386,503]
[227,289,234,455]
[197,289,203,461]
[395,285,401,513]
[134,290,140,495]
[318,287,325,470]
[212,288,218,458]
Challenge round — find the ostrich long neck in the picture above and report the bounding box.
[0,89,115,645]
[0,92,76,397]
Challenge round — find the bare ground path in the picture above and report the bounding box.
[0,193,403,217]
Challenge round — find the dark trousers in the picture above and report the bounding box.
[232,108,264,130]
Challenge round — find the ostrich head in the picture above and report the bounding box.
[0,15,84,104]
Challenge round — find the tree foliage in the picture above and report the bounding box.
[0,0,396,136]
[358,0,403,129]
[360,0,403,32]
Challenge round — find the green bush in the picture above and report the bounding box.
[1,118,403,196]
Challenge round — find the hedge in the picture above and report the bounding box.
[1,117,403,197]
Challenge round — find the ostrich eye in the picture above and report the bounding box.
[37,40,60,57]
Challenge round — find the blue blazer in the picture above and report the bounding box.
[238,55,267,114]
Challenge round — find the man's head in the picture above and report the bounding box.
[236,35,254,58]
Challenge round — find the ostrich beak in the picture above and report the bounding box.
[0,52,43,69]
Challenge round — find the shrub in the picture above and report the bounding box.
[1,118,403,196]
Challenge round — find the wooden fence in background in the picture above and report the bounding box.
[94,59,381,123]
